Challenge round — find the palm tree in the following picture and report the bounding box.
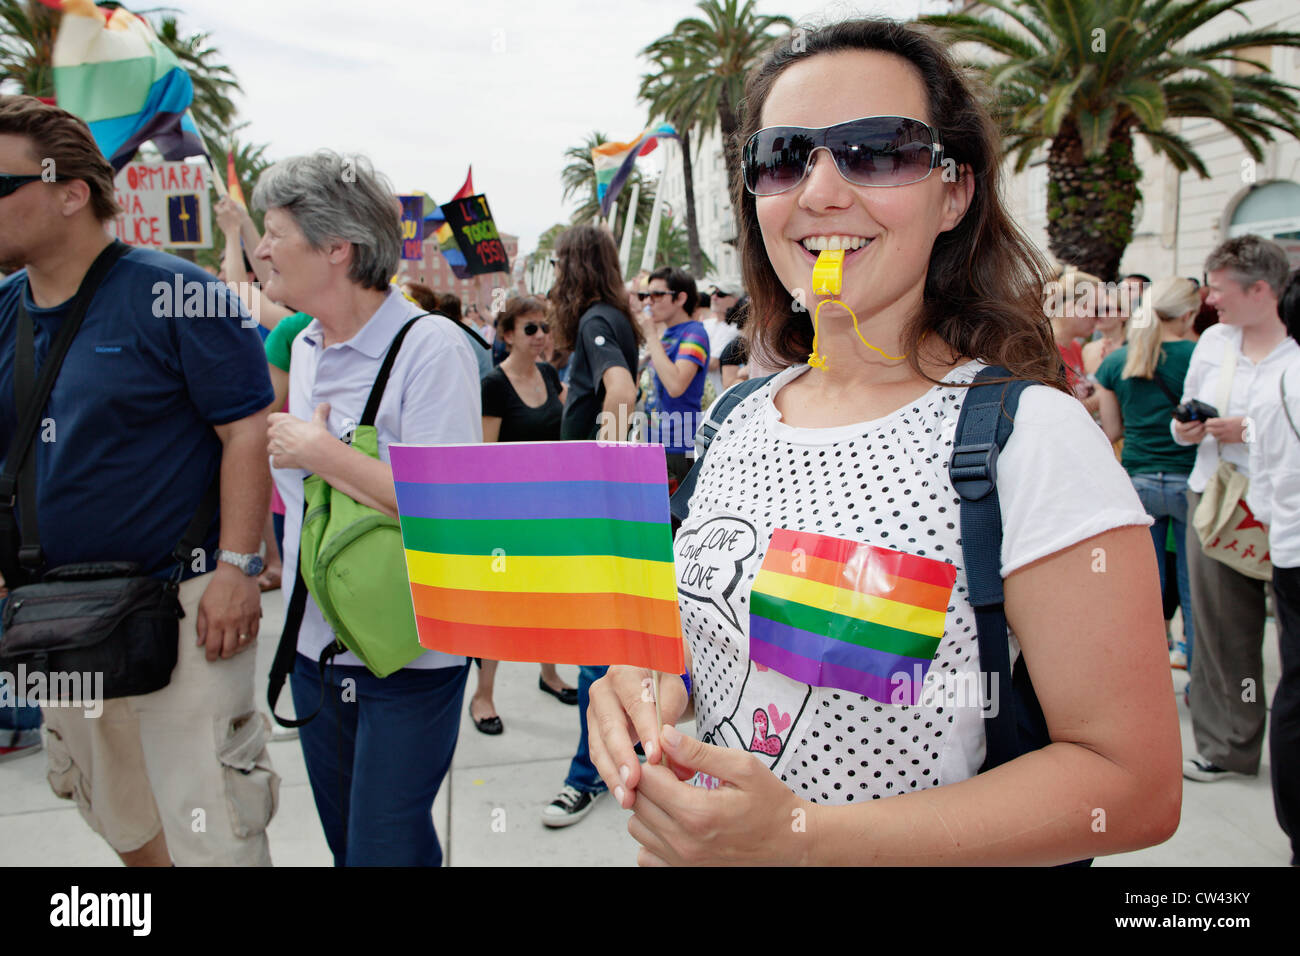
[153,15,241,148]
[628,211,717,277]
[639,45,707,275]
[920,0,1300,279]
[643,0,793,231]
[0,0,58,97]
[560,128,653,240]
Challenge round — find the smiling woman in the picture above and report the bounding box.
[586,18,1183,867]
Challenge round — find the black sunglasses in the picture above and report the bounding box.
[742,115,944,196]
[0,173,57,199]
[523,322,550,335]
[637,290,671,300]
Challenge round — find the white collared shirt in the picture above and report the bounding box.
[1248,357,1300,569]
[273,288,482,669]
[1170,323,1300,492]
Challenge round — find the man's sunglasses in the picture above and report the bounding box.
[742,115,944,196]
[0,173,58,199]
[523,322,550,335]
[637,290,671,300]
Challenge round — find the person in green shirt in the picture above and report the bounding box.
[1095,276,1200,669]
[262,311,314,589]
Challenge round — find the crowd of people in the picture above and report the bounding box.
[0,14,1297,868]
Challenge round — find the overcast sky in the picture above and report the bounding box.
[176,0,948,252]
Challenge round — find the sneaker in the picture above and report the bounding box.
[1182,756,1245,782]
[1169,648,1188,670]
[541,785,602,828]
[0,728,42,763]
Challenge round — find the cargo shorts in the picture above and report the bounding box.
[40,572,278,866]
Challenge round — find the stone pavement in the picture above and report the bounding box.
[0,588,1290,866]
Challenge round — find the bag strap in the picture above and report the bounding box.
[1283,372,1300,443]
[947,365,1036,772]
[1216,335,1239,415]
[360,313,428,427]
[670,373,777,525]
[1151,367,1182,407]
[2,240,131,578]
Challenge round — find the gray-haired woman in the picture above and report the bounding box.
[254,150,482,866]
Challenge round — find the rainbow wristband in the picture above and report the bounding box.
[680,671,692,698]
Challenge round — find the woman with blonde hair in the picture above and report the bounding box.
[1095,277,1200,669]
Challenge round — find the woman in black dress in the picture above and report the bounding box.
[468,295,577,734]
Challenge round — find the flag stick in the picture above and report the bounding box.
[651,669,664,765]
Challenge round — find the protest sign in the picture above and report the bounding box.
[439,194,510,275]
[111,160,211,248]
[398,195,426,260]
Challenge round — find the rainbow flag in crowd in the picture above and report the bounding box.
[390,442,685,673]
[50,0,206,171]
[421,167,474,279]
[750,529,955,704]
[593,124,677,217]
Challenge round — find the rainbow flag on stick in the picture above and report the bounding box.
[750,529,955,704]
[50,0,206,172]
[390,442,684,673]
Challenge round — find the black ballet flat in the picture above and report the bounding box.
[539,676,579,706]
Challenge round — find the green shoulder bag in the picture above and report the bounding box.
[268,314,428,727]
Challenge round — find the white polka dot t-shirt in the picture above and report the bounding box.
[676,360,1151,803]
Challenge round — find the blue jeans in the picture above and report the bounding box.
[290,653,469,866]
[565,665,609,794]
[1131,472,1195,658]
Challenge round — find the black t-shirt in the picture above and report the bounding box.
[560,303,639,440]
[719,335,747,367]
[481,362,563,442]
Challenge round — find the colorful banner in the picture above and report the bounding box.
[398,195,425,260]
[111,160,211,248]
[439,193,510,276]
[749,529,955,704]
[592,123,676,218]
[390,441,684,673]
[51,0,206,171]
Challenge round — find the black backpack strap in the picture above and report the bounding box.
[670,373,776,526]
[452,318,490,351]
[1151,368,1182,407]
[947,365,1043,773]
[360,313,428,427]
[1,240,131,581]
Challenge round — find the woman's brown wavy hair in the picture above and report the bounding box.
[735,18,1066,391]
[549,223,643,350]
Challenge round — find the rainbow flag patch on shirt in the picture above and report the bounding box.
[749,529,956,705]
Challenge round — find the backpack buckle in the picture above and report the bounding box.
[948,441,998,502]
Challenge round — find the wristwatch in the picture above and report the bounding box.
[216,549,264,577]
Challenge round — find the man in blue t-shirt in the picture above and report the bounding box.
[637,266,710,491]
[0,96,277,866]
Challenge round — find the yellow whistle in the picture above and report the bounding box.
[812,249,843,296]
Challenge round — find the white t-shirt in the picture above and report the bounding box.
[1248,357,1300,569]
[1171,322,1300,492]
[702,316,740,395]
[274,289,482,670]
[675,361,1150,802]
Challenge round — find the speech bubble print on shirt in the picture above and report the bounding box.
[749,528,956,705]
[675,515,757,634]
